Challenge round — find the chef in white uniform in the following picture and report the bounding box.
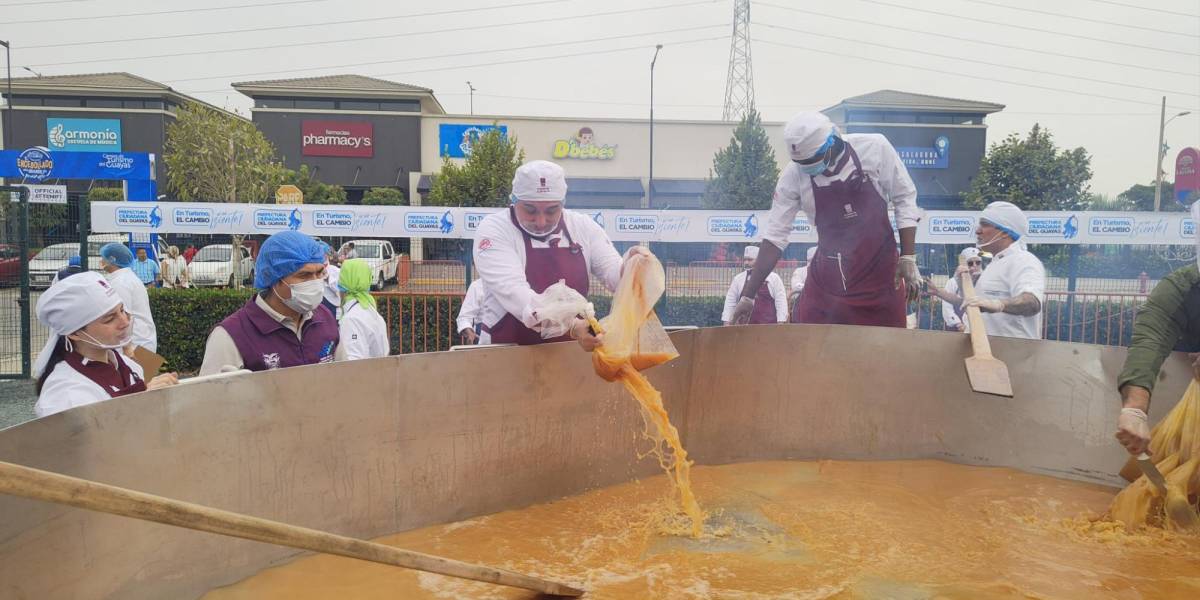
[927,247,984,332]
[33,272,178,418]
[98,242,158,352]
[473,160,640,349]
[963,201,1045,339]
[789,246,817,307]
[722,245,788,325]
[336,258,390,360]
[456,278,488,344]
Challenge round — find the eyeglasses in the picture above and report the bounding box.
[967,260,982,266]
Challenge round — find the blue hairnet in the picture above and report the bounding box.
[99,243,133,268]
[67,255,81,267]
[254,231,325,288]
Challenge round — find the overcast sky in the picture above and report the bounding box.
[3,0,1198,197]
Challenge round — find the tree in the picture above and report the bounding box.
[1117,180,1181,212]
[164,102,281,287]
[964,124,1092,211]
[702,109,779,210]
[425,126,524,208]
[86,187,124,202]
[272,164,346,205]
[362,187,406,206]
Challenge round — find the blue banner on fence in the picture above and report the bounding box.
[0,148,154,182]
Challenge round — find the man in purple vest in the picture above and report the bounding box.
[198,231,346,375]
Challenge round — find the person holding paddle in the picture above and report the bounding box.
[960,202,1045,339]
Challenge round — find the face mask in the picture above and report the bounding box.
[798,158,828,177]
[976,231,1004,250]
[72,329,133,351]
[276,279,325,314]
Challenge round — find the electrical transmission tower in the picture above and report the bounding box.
[722,0,755,121]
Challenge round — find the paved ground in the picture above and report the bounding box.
[0,379,37,430]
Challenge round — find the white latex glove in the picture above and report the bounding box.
[623,245,651,261]
[1115,407,1151,456]
[895,255,921,302]
[569,317,603,352]
[962,296,1006,313]
[730,296,755,325]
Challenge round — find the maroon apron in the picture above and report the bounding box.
[64,351,148,397]
[793,144,906,327]
[743,274,777,324]
[484,208,590,345]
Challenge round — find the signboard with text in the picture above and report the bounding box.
[1176,147,1199,207]
[301,120,373,158]
[275,184,304,205]
[47,118,122,152]
[0,149,154,181]
[897,135,950,169]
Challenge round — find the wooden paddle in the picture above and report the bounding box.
[958,259,1014,397]
[0,460,584,597]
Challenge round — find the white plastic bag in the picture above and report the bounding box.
[531,279,594,339]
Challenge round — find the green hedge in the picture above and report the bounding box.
[148,287,256,374]
[375,295,464,354]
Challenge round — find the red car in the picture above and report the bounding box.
[0,244,22,286]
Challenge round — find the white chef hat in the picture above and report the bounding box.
[960,247,982,261]
[510,160,568,204]
[783,112,840,161]
[33,271,121,377]
[744,245,759,260]
[806,246,817,262]
[979,201,1028,241]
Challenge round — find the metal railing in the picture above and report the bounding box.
[373,292,466,354]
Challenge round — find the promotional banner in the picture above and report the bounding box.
[0,149,155,182]
[47,118,122,152]
[10,184,68,204]
[438,123,507,158]
[1176,147,1199,207]
[301,120,373,158]
[91,202,1200,246]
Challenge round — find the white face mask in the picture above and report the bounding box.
[976,231,1005,251]
[71,329,133,351]
[276,279,325,314]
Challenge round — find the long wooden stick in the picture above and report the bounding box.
[959,258,1014,397]
[0,460,584,597]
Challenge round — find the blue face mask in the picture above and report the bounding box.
[798,159,827,176]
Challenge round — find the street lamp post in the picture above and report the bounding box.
[466,81,476,116]
[1154,95,1192,211]
[1,40,11,154]
[648,44,662,210]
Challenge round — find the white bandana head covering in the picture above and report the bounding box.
[510,160,568,204]
[34,271,122,377]
[979,201,1029,242]
[783,112,839,161]
[744,245,759,260]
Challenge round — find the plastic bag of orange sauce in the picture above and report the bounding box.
[592,251,678,381]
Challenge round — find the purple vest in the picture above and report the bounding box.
[219,297,340,372]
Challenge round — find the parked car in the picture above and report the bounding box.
[28,235,167,289]
[338,240,398,290]
[0,244,22,287]
[188,244,255,288]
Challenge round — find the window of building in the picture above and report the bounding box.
[339,100,380,111]
[43,97,83,107]
[255,97,295,109]
[379,99,420,112]
[916,114,954,124]
[958,114,983,125]
[143,99,164,110]
[85,98,124,108]
[294,98,336,110]
[848,110,885,122]
[10,96,42,106]
[883,112,917,123]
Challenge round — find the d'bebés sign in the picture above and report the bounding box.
[552,127,616,160]
[301,120,374,158]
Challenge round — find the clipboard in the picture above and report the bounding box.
[131,346,165,376]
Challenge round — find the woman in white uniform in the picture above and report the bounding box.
[34,272,178,418]
[337,258,390,360]
[473,160,642,349]
[456,278,488,344]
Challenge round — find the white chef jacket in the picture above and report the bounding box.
[722,271,788,323]
[790,266,808,295]
[106,268,157,352]
[973,244,1045,339]
[473,209,622,343]
[36,351,145,418]
[764,133,921,250]
[323,264,341,308]
[456,278,488,333]
[337,300,390,360]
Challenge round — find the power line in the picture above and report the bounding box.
[24,0,570,50]
[179,35,729,95]
[756,37,1199,111]
[755,2,1197,78]
[953,0,1197,37]
[2,0,327,25]
[162,24,726,84]
[755,22,1198,97]
[853,0,1199,57]
[29,0,716,68]
[1075,0,1200,19]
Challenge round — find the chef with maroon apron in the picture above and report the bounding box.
[722,245,788,325]
[731,111,923,327]
[33,271,179,418]
[474,160,636,349]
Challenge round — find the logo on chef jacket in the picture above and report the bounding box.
[318,341,336,363]
[1026,215,1079,240]
[928,216,975,236]
[171,207,214,228]
[1088,216,1135,236]
[464,212,490,232]
[842,203,859,220]
[262,353,281,370]
[115,204,163,229]
[791,216,813,234]
[404,211,453,234]
[313,210,354,230]
[707,214,759,237]
[254,208,302,230]
[478,238,493,252]
[616,214,658,234]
